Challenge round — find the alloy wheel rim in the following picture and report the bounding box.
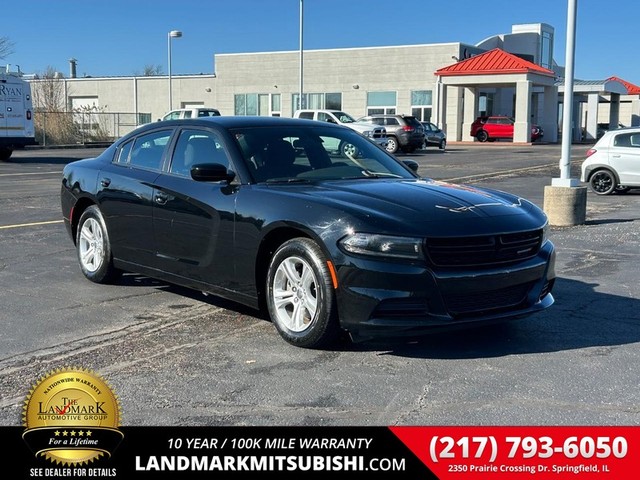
[79,218,104,272]
[593,172,612,193]
[272,256,318,332]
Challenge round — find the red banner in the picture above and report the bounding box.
[391,426,639,479]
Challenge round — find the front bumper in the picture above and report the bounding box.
[335,241,556,342]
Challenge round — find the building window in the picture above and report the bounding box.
[271,94,281,116]
[541,31,553,69]
[366,91,396,115]
[411,90,433,122]
[291,92,341,114]
[325,93,341,110]
[235,93,281,116]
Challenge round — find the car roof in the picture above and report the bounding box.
[149,115,346,131]
[367,113,414,118]
[601,126,640,136]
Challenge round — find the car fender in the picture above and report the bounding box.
[583,162,619,182]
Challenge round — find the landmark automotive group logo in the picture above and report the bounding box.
[22,367,123,465]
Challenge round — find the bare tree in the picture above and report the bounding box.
[0,36,15,59]
[31,66,67,111]
[30,67,77,145]
[135,64,164,76]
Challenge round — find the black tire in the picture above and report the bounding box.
[439,139,446,151]
[385,136,399,154]
[615,185,631,194]
[589,169,617,195]
[0,147,13,161]
[476,130,489,142]
[75,205,121,283]
[266,238,339,348]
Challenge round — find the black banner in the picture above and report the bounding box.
[6,426,438,479]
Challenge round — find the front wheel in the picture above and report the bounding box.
[0,147,13,161]
[589,169,616,195]
[266,238,339,348]
[439,139,446,151]
[76,205,122,283]
[385,136,399,154]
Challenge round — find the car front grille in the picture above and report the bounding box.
[444,282,532,317]
[372,128,386,139]
[425,229,543,267]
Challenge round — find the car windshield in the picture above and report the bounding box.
[197,109,220,117]
[232,125,416,183]
[334,112,357,123]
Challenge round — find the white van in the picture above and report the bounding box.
[0,67,36,160]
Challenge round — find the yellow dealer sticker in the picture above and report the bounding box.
[23,367,123,465]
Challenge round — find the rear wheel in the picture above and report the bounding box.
[589,169,616,195]
[476,130,489,142]
[76,205,122,283]
[385,136,399,154]
[266,238,339,348]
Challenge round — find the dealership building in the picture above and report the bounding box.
[29,22,640,143]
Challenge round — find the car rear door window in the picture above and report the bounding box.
[129,130,173,171]
[614,133,634,147]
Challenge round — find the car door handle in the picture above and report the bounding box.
[154,192,169,205]
[100,177,111,187]
[612,154,621,158]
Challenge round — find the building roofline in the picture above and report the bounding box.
[215,42,469,57]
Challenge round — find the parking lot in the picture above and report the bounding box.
[0,144,638,427]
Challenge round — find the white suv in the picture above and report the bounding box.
[581,127,640,195]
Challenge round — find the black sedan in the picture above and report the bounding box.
[61,116,555,348]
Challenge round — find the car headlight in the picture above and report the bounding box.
[339,233,424,260]
[541,222,549,245]
[362,130,374,138]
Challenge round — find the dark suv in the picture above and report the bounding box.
[471,116,543,143]
[357,114,425,154]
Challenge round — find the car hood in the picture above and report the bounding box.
[264,178,545,236]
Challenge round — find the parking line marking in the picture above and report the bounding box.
[0,220,64,230]
[444,163,555,182]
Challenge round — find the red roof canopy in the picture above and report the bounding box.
[436,48,556,77]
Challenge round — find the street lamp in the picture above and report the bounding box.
[299,0,304,110]
[168,30,183,111]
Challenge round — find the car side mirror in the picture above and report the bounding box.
[190,163,236,183]
[402,159,419,173]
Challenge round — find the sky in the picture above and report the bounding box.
[2,0,637,83]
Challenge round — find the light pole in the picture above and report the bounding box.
[299,0,304,110]
[168,30,183,111]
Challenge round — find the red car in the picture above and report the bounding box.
[471,116,543,142]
